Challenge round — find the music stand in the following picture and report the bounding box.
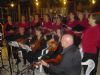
[12,42,35,75]
[5,41,20,75]
[9,41,42,75]
[8,41,21,75]
[8,41,30,75]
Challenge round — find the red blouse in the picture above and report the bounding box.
[78,19,90,29]
[42,21,52,33]
[18,22,28,28]
[82,25,100,54]
[4,22,17,36]
[67,20,79,28]
[52,23,62,31]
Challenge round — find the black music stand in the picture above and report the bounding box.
[14,48,35,75]
[5,41,20,75]
[8,45,20,75]
[14,48,32,75]
[8,42,29,75]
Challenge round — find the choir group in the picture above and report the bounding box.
[0,11,100,75]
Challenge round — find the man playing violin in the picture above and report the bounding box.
[37,34,81,75]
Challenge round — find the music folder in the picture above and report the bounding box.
[72,24,85,31]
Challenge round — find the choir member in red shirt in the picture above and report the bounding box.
[66,12,81,46]
[52,15,62,31]
[19,15,28,27]
[18,15,29,39]
[17,15,29,65]
[18,15,30,35]
[65,12,79,34]
[42,14,52,34]
[81,14,100,75]
[77,11,90,29]
[18,15,28,29]
[4,16,17,41]
[28,14,41,35]
[67,12,78,28]
[4,16,20,64]
[31,14,41,28]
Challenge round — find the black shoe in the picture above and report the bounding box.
[15,59,21,65]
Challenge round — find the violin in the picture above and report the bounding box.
[44,54,62,64]
[31,39,41,53]
[42,40,62,64]
[16,37,26,44]
[31,40,62,68]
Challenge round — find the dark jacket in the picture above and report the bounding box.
[48,45,81,75]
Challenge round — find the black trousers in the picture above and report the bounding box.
[82,49,99,75]
[74,35,81,47]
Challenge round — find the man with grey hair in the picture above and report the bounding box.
[39,34,81,75]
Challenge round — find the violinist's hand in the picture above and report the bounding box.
[30,44,35,48]
[35,61,41,65]
[40,60,49,68]
[32,62,41,69]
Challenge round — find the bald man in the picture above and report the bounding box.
[39,34,81,75]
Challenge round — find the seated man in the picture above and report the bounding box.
[39,34,81,75]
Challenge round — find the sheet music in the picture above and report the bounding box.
[18,43,32,52]
[8,41,19,47]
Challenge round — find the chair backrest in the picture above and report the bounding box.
[38,46,49,72]
[38,47,49,60]
[81,59,95,75]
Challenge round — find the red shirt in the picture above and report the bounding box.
[78,19,90,29]
[82,25,100,54]
[67,20,79,28]
[31,20,40,26]
[4,22,17,36]
[42,21,52,28]
[42,21,52,33]
[97,25,100,48]
[52,23,62,31]
[18,22,28,28]
[66,20,79,35]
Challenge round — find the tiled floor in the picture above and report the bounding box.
[0,57,45,75]
[0,56,100,75]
